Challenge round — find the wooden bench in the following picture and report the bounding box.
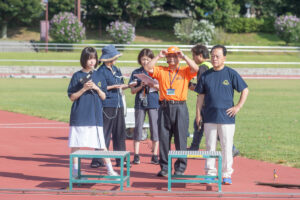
[69,150,130,191]
[168,150,222,192]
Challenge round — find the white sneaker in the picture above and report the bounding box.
[72,169,87,180]
[107,170,119,176]
[72,169,78,178]
[107,170,120,181]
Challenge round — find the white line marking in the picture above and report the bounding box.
[0,122,67,126]
[0,127,69,129]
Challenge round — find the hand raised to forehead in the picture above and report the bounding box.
[159,50,167,58]
[176,51,185,59]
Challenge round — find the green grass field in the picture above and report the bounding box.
[0,51,300,68]
[1,27,300,68]
[4,26,300,46]
[0,78,299,168]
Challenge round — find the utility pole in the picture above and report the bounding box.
[77,0,81,22]
[45,0,48,52]
[75,0,81,22]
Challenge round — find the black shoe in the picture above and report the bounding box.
[174,171,184,175]
[90,158,105,168]
[187,146,199,151]
[151,155,159,165]
[132,154,140,164]
[157,170,168,177]
[233,149,240,157]
[115,160,127,167]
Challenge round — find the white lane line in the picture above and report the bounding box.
[0,122,67,126]
[0,127,69,129]
[243,76,300,79]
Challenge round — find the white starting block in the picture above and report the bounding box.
[125,108,149,140]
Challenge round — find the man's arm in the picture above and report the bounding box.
[226,87,249,117]
[196,94,205,126]
[144,50,165,73]
[177,51,199,73]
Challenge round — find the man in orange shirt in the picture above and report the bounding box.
[145,46,198,177]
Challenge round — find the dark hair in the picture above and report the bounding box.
[137,48,154,65]
[191,44,210,59]
[80,47,98,68]
[210,45,227,56]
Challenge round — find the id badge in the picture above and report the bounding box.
[167,88,175,96]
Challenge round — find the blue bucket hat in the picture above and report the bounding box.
[99,44,122,62]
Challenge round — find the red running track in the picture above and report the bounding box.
[0,110,299,199]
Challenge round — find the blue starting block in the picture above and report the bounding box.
[168,150,222,192]
[69,150,130,191]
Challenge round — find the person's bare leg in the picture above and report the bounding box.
[134,140,140,155]
[100,148,119,176]
[152,141,159,155]
[71,147,80,176]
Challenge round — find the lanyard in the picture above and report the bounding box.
[169,65,180,89]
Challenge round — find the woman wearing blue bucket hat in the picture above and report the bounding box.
[91,45,129,167]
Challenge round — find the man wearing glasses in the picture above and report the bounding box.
[145,46,198,177]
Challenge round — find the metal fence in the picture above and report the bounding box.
[1,42,299,67]
[1,42,300,53]
[0,59,300,65]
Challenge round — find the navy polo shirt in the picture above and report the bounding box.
[97,64,124,108]
[68,70,107,126]
[129,67,159,109]
[195,66,248,124]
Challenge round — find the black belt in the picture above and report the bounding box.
[159,100,186,105]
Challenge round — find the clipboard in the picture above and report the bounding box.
[134,73,158,85]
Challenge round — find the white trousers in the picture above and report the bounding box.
[204,123,235,178]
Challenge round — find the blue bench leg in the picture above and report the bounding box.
[218,156,222,192]
[168,155,172,192]
[120,157,124,191]
[126,154,130,187]
[77,158,81,186]
[69,156,73,190]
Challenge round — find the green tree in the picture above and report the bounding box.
[190,0,240,26]
[163,0,240,26]
[85,0,122,29]
[48,0,75,19]
[0,0,42,39]
[234,0,300,18]
[279,0,300,16]
[281,0,300,17]
[84,0,165,27]
[120,0,166,26]
[235,0,284,17]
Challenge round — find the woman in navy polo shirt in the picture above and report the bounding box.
[68,47,119,177]
[129,48,160,165]
[90,45,129,168]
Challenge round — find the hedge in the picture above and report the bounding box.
[225,17,275,33]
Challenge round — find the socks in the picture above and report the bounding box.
[73,163,78,170]
[106,162,114,172]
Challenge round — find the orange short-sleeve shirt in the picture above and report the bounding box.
[150,65,197,101]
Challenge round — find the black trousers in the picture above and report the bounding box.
[158,103,188,172]
[103,107,126,151]
[92,107,126,165]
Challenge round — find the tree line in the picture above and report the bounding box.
[1,0,299,39]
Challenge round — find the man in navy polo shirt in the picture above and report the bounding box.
[195,45,249,185]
